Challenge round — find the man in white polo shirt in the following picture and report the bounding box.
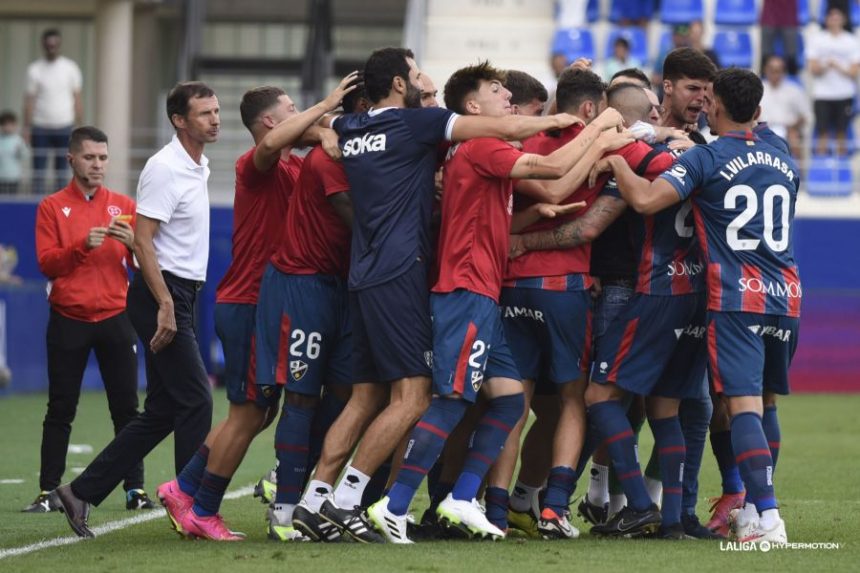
[52,82,220,538]
[23,28,83,194]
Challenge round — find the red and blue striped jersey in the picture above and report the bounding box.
[659,131,801,317]
[605,147,704,296]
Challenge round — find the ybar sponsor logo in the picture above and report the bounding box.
[747,325,792,342]
[738,278,802,298]
[667,260,703,277]
[342,133,387,157]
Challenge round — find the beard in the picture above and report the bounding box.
[404,81,422,109]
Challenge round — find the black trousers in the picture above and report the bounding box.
[72,272,213,506]
[41,310,143,492]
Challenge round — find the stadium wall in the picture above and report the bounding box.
[1,202,858,395]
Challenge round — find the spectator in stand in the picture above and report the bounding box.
[687,21,720,69]
[807,5,860,157]
[759,54,811,158]
[760,0,800,75]
[23,29,83,195]
[603,37,643,82]
[0,111,27,195]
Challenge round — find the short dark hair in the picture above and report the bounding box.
[712,67,763,124]
[556,68,606,114]
[363,47,415,104]
[239,86,285,131]
[0,110,17,125]
[166,81,216,128]
[69,126,108,152]
[662,47,717,82]
[42,28,61,42]
[611,67,651,89]
[614,37,630,50]
[606,82,652,123]
[341,74,368,114]
[504,70,548,106]
[443,61,506,115]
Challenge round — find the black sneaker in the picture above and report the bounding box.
[577,495,609,526]
[21,491,61,513]
[682,513,724,539]
[319,499,383,543]
[292,502,343,542]
[655,522,689,540]
[125,489,156,510]
[590,504,662,538]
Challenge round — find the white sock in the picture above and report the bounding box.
[644,476,663,507]
[302,480,333,512]
[333,466,371,509]
[274,503,296,523]
[586,463,609,506]
[509,481,541,513]
[759,508,781,530]
[609,493,626,516]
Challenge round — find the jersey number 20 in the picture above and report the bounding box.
[725,184,790,252]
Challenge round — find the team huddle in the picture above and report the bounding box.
[53,45,801,547]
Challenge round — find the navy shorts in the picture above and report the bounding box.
[591,293,707,400]
[351,260,433,383]
[500,287,592,385]
[256,265,351,398]
[706,311,799,397]
[431,290,521,403]
[215,302,272,407]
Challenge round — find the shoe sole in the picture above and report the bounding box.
[156,493,192,538]
[437,514,502,541]
[592,521,661,539]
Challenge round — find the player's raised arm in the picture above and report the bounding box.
[449,111,583,142]
[254,71,358,171]
[598,155,680,215]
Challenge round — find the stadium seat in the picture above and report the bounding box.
[769,32,805,69]
[605,27,649,66]
[587,0,600,23]
[713,29,753,68]
[805,156,853,197]
[797,0,809,24]
[713,0,758,26]
[551,28,595,62]
[659,0,704,24]
[609,0,656,23]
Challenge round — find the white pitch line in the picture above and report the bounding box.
[0,485,255,561]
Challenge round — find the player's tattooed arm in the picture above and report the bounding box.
[511,195,626,257]
[328,192,353,229]
[598,155,680,215]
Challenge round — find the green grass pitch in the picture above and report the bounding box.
[0,391,857,572]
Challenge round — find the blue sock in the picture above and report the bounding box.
[362,458,392,507]
[192,470,230,516]
[543,466,578,515]
[484,486,509,530]
[453,393,524,501]
[731,412,777,513]
[679,396,712,515]
[388,397,469,515]
[275,401,314,505]
[177,444,209,497]
[307,390,347,475]
[575,415,604,477]
[650,416,686,526]
[762,405,780,470]
[589,400,652,512]
[710,430,744,494]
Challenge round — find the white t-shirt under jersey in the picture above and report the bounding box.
[26,56,82,128]
[136,135,210,281]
